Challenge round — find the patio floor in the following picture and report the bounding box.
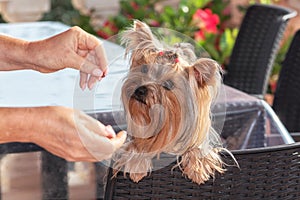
[1,152,96,200]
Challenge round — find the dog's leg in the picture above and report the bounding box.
[113,144,153,183]
[180,147,224,184]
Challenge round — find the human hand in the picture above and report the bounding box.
[0,107,127,162]
[27,26,108,90]
[31,106,127,162]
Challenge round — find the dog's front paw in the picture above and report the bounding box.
[130,172,148,183]
[181,148,224,184]
[113,146,153,183]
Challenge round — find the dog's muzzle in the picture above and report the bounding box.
[133,86,148,104]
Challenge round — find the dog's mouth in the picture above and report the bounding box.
[132,86,148,105]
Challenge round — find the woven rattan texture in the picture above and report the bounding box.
[224,4,295,97]
[273,30,300,133]
[105,143,300,200]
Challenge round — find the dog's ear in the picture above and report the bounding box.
[186,58,222,87]
[121,20,162,67]
[133,20,152,35]
[121,20,160,53]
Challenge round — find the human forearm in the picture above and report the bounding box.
[0,34,32,71]
[0,106,127,161]
[0,27,108,90]
[0,107,36,143]
[0,106,83,145]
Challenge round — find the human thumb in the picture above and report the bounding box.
[110,131,127,150]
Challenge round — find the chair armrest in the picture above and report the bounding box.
[290,132,300,142]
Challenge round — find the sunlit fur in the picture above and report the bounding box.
[113,20,229,184]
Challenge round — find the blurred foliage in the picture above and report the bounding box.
[94,0,292,94]
[273,37,293,79]
[41,0,95,34]
[268,35,293,93]
[97,0,237,68]
[238,0,281,11]
[250,0,281,4]
[95,0,285,69]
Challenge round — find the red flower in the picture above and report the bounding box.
[194,30,205,41]
[148,19,160,27]
[192,8,220,34]
[103,20,118,32]
[126,14,134,20]
[97,30,110,39]
[97,20,119,39]
[130,1,139,11]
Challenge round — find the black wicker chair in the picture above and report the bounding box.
[273,30,300,142]
[105,142,300,199]
[223,4,296,98]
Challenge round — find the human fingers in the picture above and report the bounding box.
[77,42,108,75]
[80,132,125,161]
[80,56,105,77]
[77,55,104,90]
[75,26,101,51]
[87,75,102,90]
[87,67,108,89]
[75,111,116,139]
[67,51,105,76]
[79,130,126,157]
[80,71,88,90]
[80,48,107,89]
[92,44,108,73]
[109,131,127,150]
[105,125,116,138]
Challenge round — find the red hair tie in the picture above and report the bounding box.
[175,58,180,63]
[159,51,164,56]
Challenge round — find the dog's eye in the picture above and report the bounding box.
[141,65,148,73]
[162,80,174,90]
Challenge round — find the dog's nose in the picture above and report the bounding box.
[133,86,148,103]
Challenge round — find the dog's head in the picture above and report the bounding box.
[115,20,225,184]
[121,20,221,153]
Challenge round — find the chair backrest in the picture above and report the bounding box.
[223,4,296,98]
[104,143,300,199]
[272,30,300,133]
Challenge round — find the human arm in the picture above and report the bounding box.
[0,106,126,161]
[0,26,107,90]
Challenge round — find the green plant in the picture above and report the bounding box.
[250,0,281,4]
[41,0,95,34]
[96,0,237,68]
[96,0,159,38]
[268,36,293,93]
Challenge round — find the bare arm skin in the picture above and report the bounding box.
[0,26,108,90]
[0,106,126,162]
[0,27,127,161]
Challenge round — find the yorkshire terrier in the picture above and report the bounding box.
[113,20,227,184]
